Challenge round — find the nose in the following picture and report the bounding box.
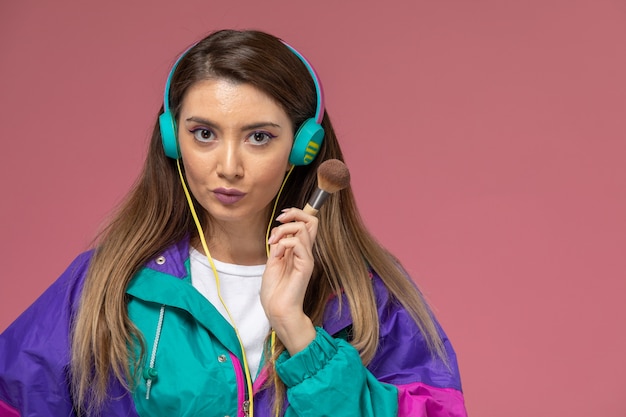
[216,140,244,180]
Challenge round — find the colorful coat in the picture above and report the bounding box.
[0,239,467,416]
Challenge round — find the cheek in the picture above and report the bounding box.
[258,160,288,186]
[180,156,207,195]
[253,158,290,196]
[256,141,293,176]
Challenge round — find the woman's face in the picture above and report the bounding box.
[178,78,294,231]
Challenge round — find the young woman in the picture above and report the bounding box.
[0,30,467,417]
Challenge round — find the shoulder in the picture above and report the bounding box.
[46,249,95,312]
[2,250,94,338]
[369,269,463,391]
[0,250,96,414]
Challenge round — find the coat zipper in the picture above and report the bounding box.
[145,305,166,399]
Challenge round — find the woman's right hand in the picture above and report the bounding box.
[261,208,318,354]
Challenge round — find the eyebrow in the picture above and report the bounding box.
[184,116,282,131]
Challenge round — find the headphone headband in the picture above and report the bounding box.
[280,41,325,124]
[159,36,325,165]
[162,44,194,117]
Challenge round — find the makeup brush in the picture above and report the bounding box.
[303,159,351,216]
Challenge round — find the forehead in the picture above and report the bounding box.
[180,78,288,121]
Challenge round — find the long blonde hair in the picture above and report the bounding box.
[70,29,445,414]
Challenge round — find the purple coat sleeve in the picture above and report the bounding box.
[0,252,91,416]
[370,275,467,417]
[0,252,139,417]
[324,271,468,417]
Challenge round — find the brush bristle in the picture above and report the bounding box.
[317,159,351,194]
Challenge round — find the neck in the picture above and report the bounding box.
[194,218,268,266]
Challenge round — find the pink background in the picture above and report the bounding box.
[1,1,625,416]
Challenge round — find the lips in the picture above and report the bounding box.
[213,188,246,205]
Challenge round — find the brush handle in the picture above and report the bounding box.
[304,188,330,216]
[303,203,319,216]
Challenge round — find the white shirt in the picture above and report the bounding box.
[189,248,270,380]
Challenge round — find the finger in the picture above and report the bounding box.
[269,222,309,239]
[268,235,312,260]
[268,221,313,246]
[276,208,319,233]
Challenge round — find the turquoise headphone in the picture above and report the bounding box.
[159,41,325,166]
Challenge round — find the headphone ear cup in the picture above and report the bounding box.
[289,118,325,166]
[159,111,180,159]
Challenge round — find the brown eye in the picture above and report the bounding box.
[248,131,275,145]
[191,128,215,142]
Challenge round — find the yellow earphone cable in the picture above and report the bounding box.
[177,160,255,416]
[265,165,295,257]
[265,165,295,417]
[177,160,295,417]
